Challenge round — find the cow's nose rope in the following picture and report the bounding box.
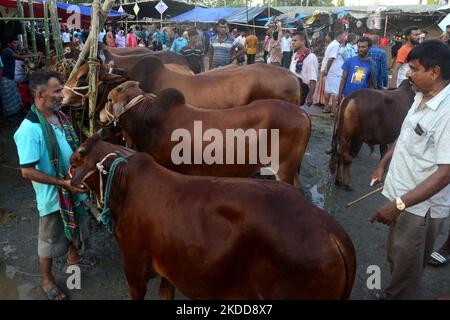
[95,152,117,208]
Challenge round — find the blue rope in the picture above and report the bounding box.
[100,157,128,233]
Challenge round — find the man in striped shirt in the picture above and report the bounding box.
[208,19,243,69]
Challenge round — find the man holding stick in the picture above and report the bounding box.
[369,41,450,300]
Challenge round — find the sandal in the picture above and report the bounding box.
[322,109,331,113]
[44,286,69,300]
[428,252,450,267]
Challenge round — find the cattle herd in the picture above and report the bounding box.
[63,43,413,300]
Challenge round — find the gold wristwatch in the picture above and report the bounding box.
[396,197,406,211]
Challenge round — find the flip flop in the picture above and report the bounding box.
[44,286,69,300]
[428,252,450,267]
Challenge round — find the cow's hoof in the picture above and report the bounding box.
[344,185,354,192]
[334,179,342,186]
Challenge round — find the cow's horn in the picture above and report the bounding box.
[98,50,106,63]
[78,146,87,156]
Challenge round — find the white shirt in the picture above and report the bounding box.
[382,82,450,218]
[234,35,246,47]
[62,32,71,43]
[322,40,344,76]
[397,64,410,88]
[281,37,292,52]
[289,51,318,84]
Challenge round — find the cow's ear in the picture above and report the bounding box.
[96,127,111,140]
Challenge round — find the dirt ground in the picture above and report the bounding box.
[0,105,449,300]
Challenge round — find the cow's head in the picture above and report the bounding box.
[70,131,135,205]
[99,80,145,125]
[62,61,129,108]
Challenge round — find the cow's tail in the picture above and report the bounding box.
[332,234,356,300]
[329,96,350,174]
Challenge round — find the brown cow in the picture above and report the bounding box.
[70,134,356,300]
[98,81,310,186]
[63,54,301,110]
[62,50,193,108]
[329,80,415,190]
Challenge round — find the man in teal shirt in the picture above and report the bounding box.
[14,70,89,300]
[170,33,189,54]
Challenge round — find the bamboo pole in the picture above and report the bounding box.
[384,14,388,38]
[28,0,38,63]
[0,17,45,21]
[48,0,64,61]
[43,0,51,67]
[69,0,117,79]
[16,0,28,50]
[88,0,101,137]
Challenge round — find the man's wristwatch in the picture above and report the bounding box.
[396,197,406,211]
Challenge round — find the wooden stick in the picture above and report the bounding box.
[43,0,51,67]
[69,0,115,80]
[49,0,64,61]
[28,0,38,63]
[16,0,28,50]
[88,0,101,138]
[346,186,384,208]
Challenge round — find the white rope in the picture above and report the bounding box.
[95,153,117,207]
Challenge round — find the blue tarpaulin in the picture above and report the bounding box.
[168,7,239,23]
[35,0,127,18]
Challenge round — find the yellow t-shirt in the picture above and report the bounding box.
[246,35,258,55]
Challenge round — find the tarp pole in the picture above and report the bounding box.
[43,0,51,67]
[16,0,28,50]
[49,0,64,61]
[69,0,117,79]
[88,0,101,137]
[28,0,38,62]
[384,14,388,37]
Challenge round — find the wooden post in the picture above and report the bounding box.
[43,0,51,67]
[160,13,163,30]
[384,14,388,38]
[28,0,38,62]
[69,0,117,79]
[16,0,28,50]
[88,0,101,137]
[49,0,64,61]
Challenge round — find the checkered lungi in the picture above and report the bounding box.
[0,77,22,118]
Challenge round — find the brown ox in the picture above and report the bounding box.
[70,134,356,299]
[62,48,192,108]
[329,80,415,190]
[99,81,310,186]
[63,54,300,110]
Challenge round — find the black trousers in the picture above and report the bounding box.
[282,51,292,68]
[297,77,310,106]
[247,54,255,65]
[263,50,269,63]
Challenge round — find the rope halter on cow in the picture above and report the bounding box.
[104,93,156,126]
[63,58,101,108]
